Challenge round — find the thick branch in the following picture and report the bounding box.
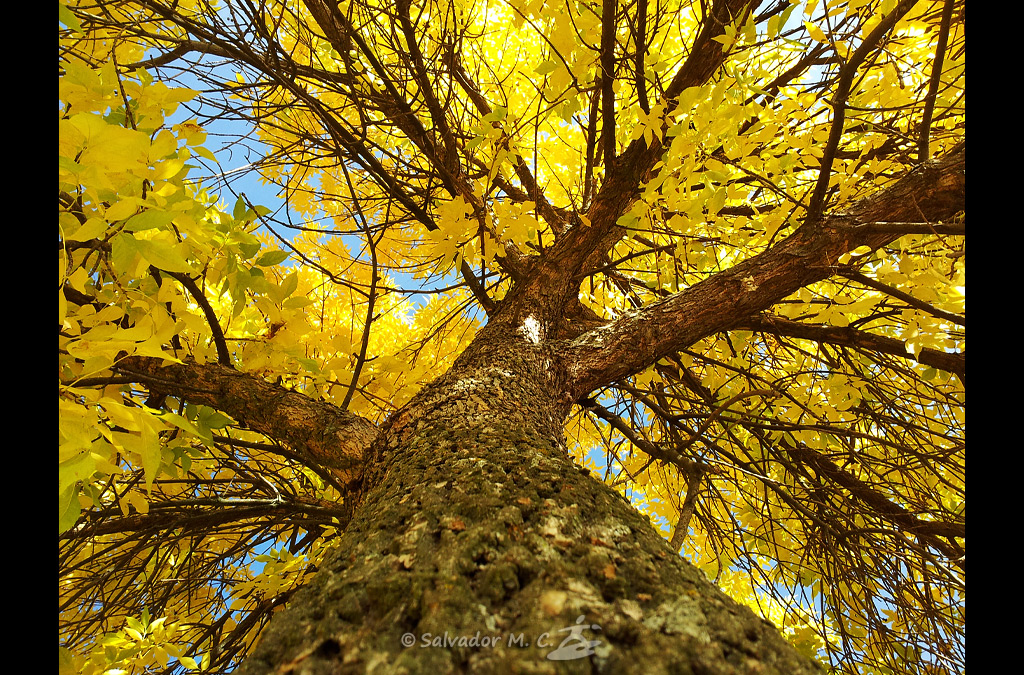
[839,269,966,327]
[806,0,918,223]
[115,357,377,485]
[60,500,347,540]
[778,442,965,550]
[918,0,956,161]
[562,143,965,397]
[737,314,965,381]
[600,0,618,171]
[503,0,755,325]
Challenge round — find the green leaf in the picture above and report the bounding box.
[198,407,234,431]
[284,296,314,309]
[296,357,321,374]
[58,4,83,33]
[59,485,82,534]
[59,451,97,495]
[157,410,207,441]
[280,272,299,299]
[110,233,140,274]
[233,195,248,220]
[482,106,507,123]
[239,240,262,259]
[255,250,290,267]
[534,60,558,76]
[125,209,176,232]
[134,238,192,273]
[68,217,109,242]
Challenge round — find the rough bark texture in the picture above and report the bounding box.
[117,357,377,485]
[110,144,962,675]
[238,327,820,674]
[61,1,965,671]
[229,144,961,674]
[560,144,966,396]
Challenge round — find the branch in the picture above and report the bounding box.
[669,469,702,551]
[562,143,965,397]
[299,0,508,306]
[213,435,349,497]
[634,0,649,114]
[736,314,965,381]
[839,269,965,327]
[300,0,451,187]
[126,39,356,87]
[125,39,232,69]
[395,0,459,178]
[777,441,965,552]
[831,221,965,236]
[806,0,917,223]
[580,397,701,476]
[580,389,775,476]
[448,47,565,237]
[653,362,964,569]
[600,0,618,171]
[136,0,498,313]
[917,0,956,161]
[340,167,381,411]
[115,357,377,485]
[503,0,755,322]
[157,269,232,367]
[60,500,347,540]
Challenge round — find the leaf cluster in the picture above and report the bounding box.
[60,1,964,673]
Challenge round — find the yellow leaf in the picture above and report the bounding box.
[805,22,827,44]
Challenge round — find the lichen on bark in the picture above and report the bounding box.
[238,332,820,675]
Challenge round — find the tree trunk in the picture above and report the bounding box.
[238,324,819,674]
[108,147,961,674]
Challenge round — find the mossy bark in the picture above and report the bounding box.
[238,326,819,675]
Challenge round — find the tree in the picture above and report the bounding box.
[59,0,965,673]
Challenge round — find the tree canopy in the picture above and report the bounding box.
[59,1,965,673]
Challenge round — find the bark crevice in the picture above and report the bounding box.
[238,343,820,674]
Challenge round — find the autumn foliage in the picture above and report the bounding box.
[60,0,964,673]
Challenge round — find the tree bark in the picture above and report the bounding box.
[60,1,966,669]
[110,145,962,675]
[236,325,819,674]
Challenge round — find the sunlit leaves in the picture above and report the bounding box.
[62,608,200,675]
[58,52,333,672]
[61,0,964,673]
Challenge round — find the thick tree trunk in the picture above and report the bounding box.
[112,147,962,674]
[238,325,819,674]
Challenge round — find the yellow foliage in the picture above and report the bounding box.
[60,0,964,673]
